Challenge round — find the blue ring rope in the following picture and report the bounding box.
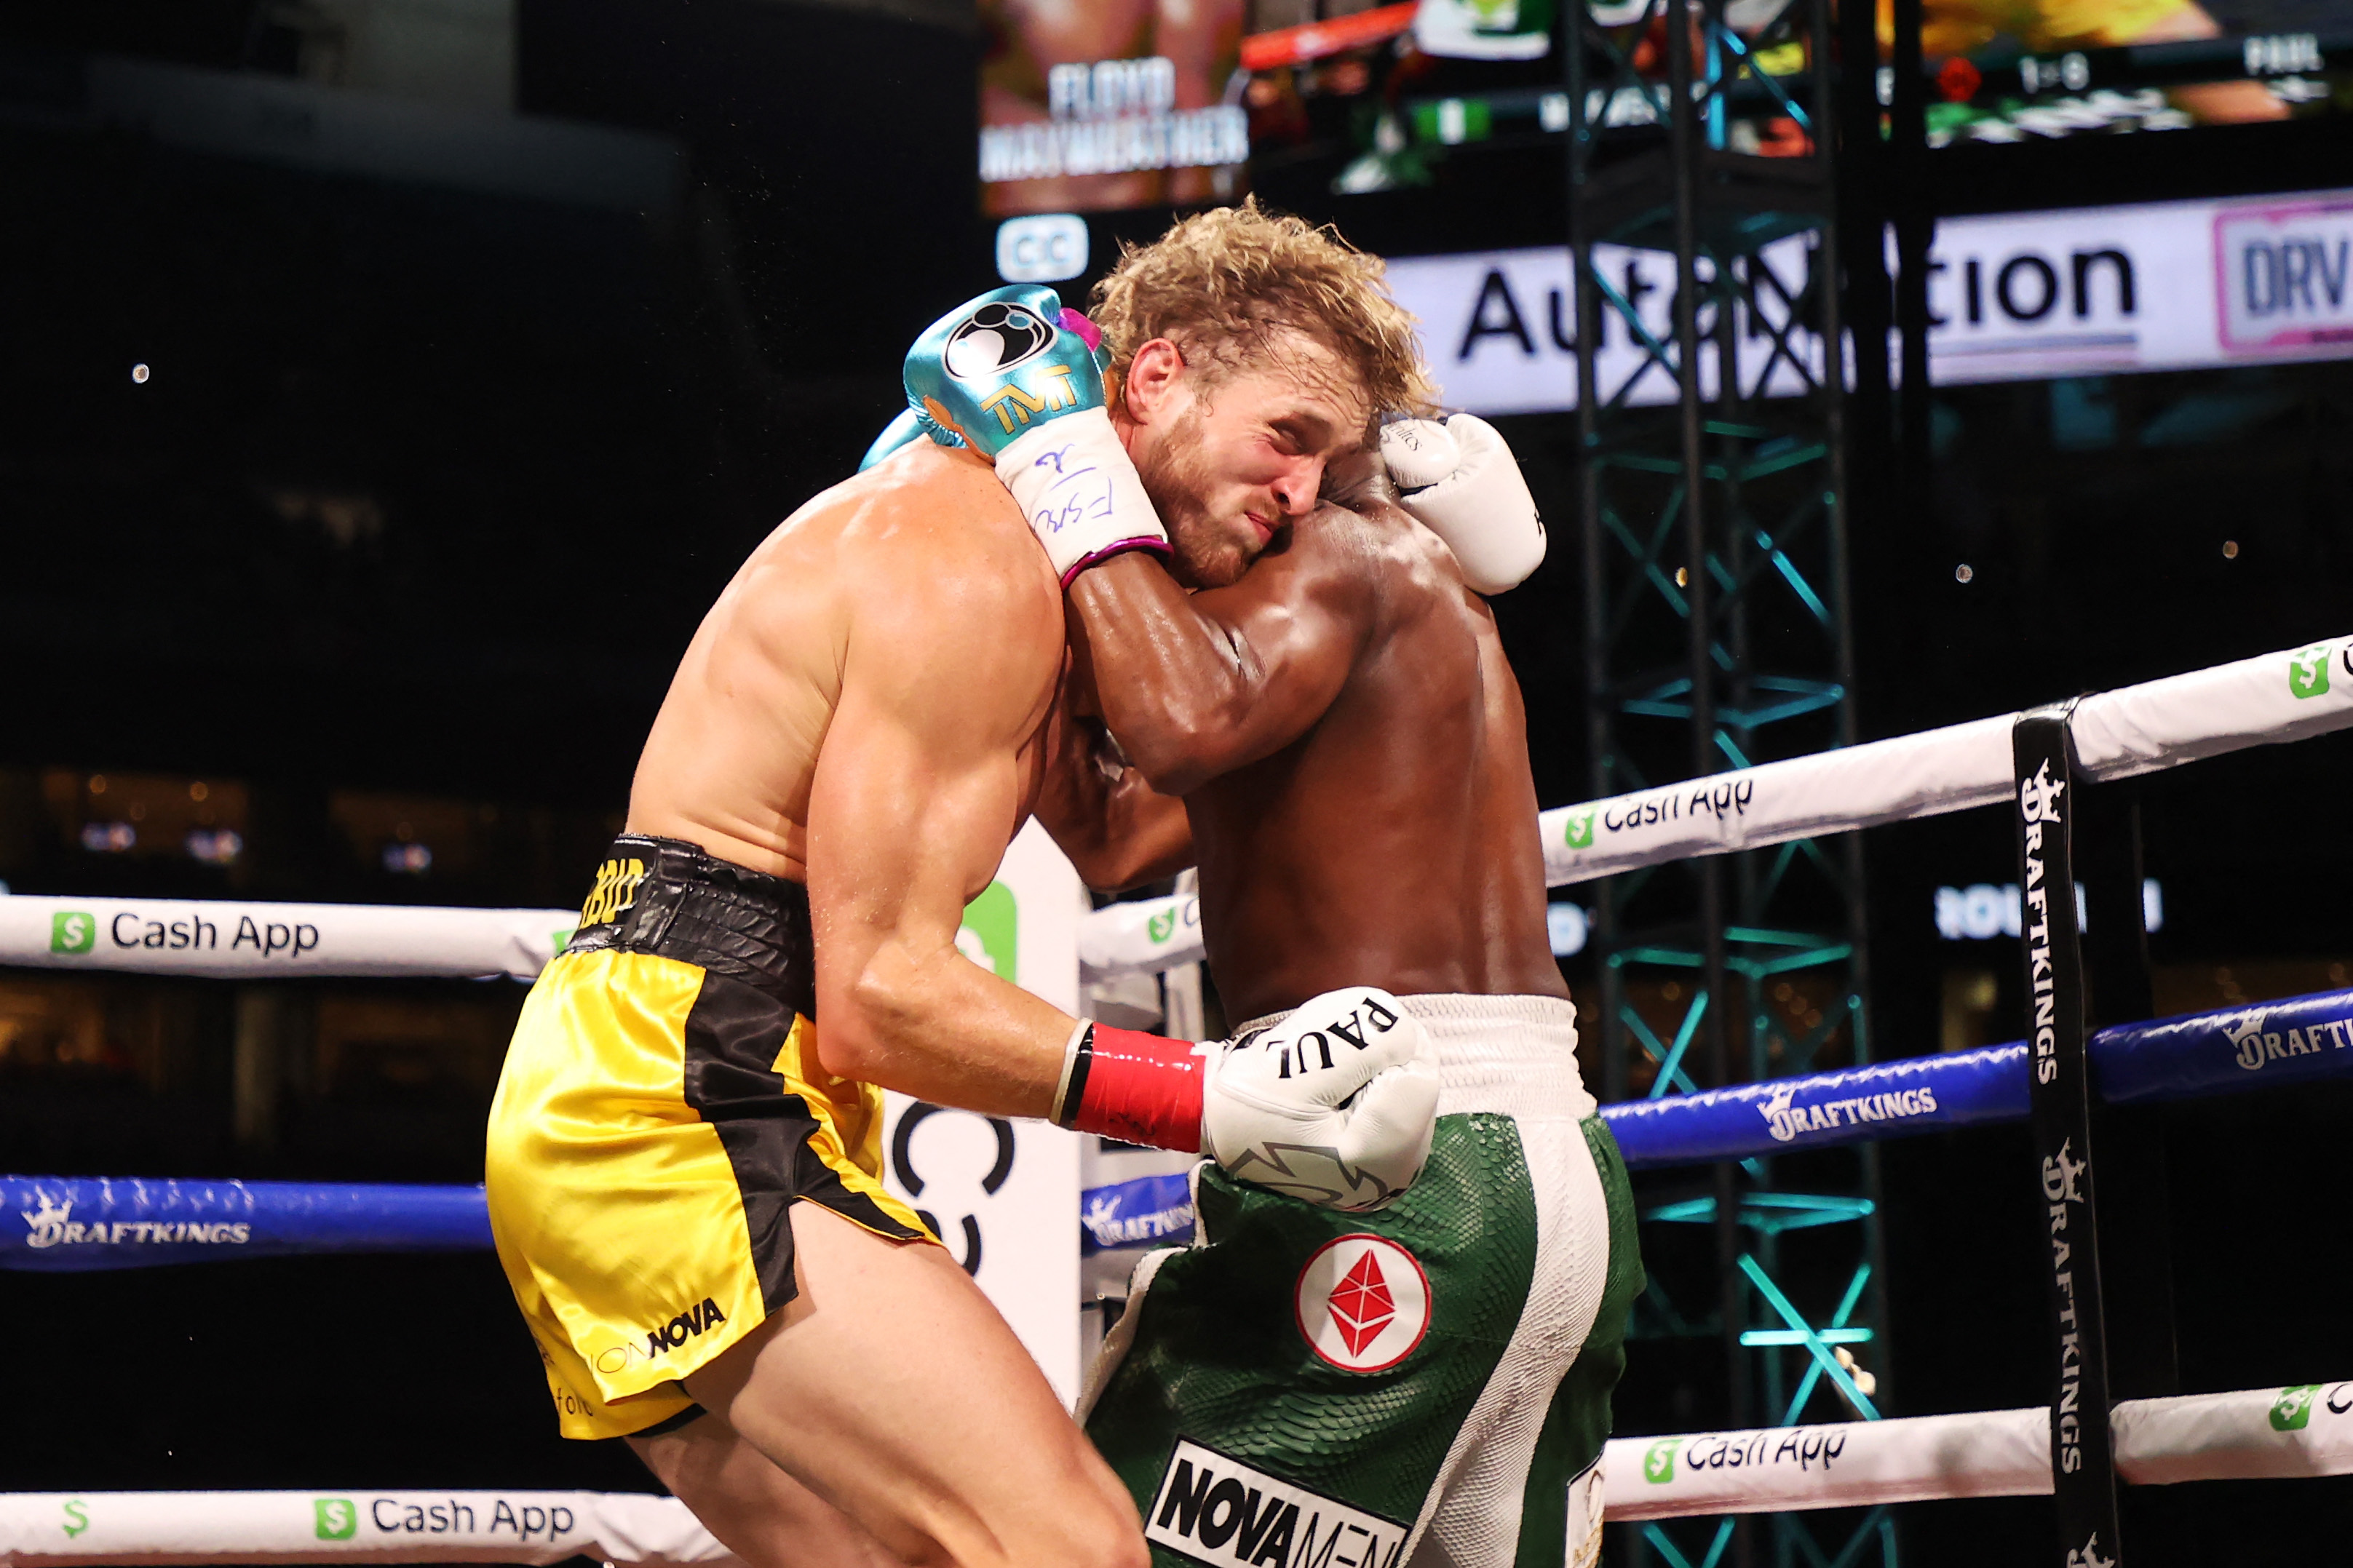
[10,988,2350,1269]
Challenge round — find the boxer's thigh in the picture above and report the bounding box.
[1086,1114,1544,1567]
[1509,1117,1645,1568]
[630,1412,905,1568]
[685,1201,1144,1568]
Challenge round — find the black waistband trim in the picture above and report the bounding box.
[566,835,817,1019]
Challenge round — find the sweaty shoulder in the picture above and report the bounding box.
[828,439,1066,676]
[773,439,1063,640]
[1293,489,1460,634]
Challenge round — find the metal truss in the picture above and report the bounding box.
[1564,1,1893,1564]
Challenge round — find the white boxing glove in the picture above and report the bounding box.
[1201,987,1440,1211]
[1378,413,1547,594]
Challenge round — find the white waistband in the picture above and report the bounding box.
[1234,992,1595,1123]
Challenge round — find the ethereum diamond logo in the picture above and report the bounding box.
[1327,1249,1397,1355]
[1295,1234,1430,1373]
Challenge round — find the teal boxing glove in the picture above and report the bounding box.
[904,285,1169,585]
[858,406,961,472]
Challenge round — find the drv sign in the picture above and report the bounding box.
[997,214,1089,284]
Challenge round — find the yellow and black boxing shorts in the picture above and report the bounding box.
[485,834,934,1440]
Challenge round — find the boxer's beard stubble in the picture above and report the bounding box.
[1134,402,1252,589]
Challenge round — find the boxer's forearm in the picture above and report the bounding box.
[819,934,1069,1118]
[1034,701,1195,890]
[1068,551,1362,796]
[1066,553,1247,791]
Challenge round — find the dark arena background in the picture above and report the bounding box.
[4,1,2352,1565]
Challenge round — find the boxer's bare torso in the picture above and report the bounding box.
[604,439,1151,1568]
[624,437,1082,1118]
[1049,458,1567,1025]
[629,439,1060,884]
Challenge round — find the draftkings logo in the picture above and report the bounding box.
[2225,1009,2353,1072]
[2066,1532,2117,1568]
[2018,757,2066,1086]
[1758,1081,1940,1144]
[20,1196,251,1251]
[2041,1139,2088,1206]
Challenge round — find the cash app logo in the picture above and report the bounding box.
[2288,644,2333,700]
[1563,809,1597,851]
[2270,1385,2320,1431]
[314,1499,358,1540]
[62,1500,90,1539]
[1643,1437,1683,1484]
[958,883,1017,983]
[1147,907,1176,943]
[50,911,97,955]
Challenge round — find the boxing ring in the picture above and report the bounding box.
[4,634,2350,1564]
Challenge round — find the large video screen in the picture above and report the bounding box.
[979,0,1254,215]
[980,2,2349,223]
[1910,0,2351,146]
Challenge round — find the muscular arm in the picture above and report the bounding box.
[803,528,1075,1119]
[1065,514,1381,797]
[1033,664,1195,892]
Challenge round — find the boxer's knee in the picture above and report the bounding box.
[995,1442,1147,1568]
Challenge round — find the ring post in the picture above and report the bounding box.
[2012,707,2122,1567]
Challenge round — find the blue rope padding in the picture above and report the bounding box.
[1079,1170,1194,1257]
[11,990,2350,1270]
[3,1177,491,1273]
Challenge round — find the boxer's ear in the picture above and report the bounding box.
[1121,338,1187,423]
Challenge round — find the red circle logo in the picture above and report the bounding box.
[1293,1233,1431,1373]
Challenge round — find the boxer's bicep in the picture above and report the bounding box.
[1154,531,1377,782]
[803,560,1069,1097]
[1071,534,1374,795]
[1036,709,1196,891]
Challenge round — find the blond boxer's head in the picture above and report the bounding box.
[1092,201,1434,587]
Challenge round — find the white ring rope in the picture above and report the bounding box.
[4,640,2346,1558]
[1,640,2342,984]
[6,1381,2344,1562]
[1081,634,2353,976]
[0,900,572,982]
[0,1490,728,1567]
[1539,634,2352,890]
[1600,1379,2353,1521]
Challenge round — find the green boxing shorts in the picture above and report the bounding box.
[1082,995,1644,1568]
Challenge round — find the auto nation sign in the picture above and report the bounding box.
[1384,186,2353,415]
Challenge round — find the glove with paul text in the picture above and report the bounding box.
[1052,986,1440,1213]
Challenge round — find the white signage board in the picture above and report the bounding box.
[881,818,1085,1405]
[1384,236,1822,416]
[1385,186,2353,413]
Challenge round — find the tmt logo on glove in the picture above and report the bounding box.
[941,301,1081,439]
[902,284,1171,585]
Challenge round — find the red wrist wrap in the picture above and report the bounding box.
[1054,1024,1203,1151]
